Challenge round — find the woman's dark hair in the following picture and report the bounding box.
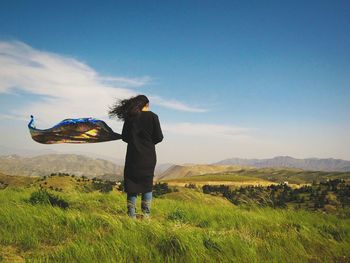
[108,94,149,121]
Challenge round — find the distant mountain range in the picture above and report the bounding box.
[0,154,173,180]
[0,154,124,181]
[1,154,349,182]
[0,145,126,165]
[212,156,350,172]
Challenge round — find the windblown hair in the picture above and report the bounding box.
[108,94,149,121]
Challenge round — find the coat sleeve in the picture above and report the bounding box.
[152,114,164,145]
[121,120,131,143]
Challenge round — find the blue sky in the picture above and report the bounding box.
[0,1,349,163]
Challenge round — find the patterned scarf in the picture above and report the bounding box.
[28,115,121,144]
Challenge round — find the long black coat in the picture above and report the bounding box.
[121,111,163,193]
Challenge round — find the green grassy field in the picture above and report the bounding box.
[229,168,350,184]
[163,173,263,182]
[161,168,350,185]
[1,174,350,262]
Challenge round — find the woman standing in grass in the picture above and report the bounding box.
[108,95,164,219]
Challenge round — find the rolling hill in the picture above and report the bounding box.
[155,164,246,180]
[213,156,350,172]
[158,165,350,185]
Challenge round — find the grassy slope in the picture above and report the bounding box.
[1,181,350,262]
[163,174,262,182]
[245,168,350,184]
[162,174,277,188]
[0,173,40,188]
[161,168,350,185]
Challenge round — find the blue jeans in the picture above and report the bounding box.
[127,191,152,218]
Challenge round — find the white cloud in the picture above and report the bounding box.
[150,95,208,113]
[0,40,208,124]
[99,76,153,87]
[162,122,254,141]
[0,113,28,121]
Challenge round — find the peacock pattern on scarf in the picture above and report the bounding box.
[28,115,122,144]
